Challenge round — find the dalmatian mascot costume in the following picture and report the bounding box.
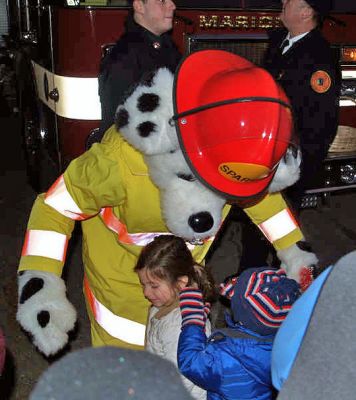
[17,50,316,357]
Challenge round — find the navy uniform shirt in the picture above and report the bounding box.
[263,28,341,192]
[98,15,181,135]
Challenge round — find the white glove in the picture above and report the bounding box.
[277,241,318,291]
[17,270,77,356]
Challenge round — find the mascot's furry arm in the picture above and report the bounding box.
[267,145,317,289]
[242,190,317,291]
[17,142,123,356]
[17,191,79,356]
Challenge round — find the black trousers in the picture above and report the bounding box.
[231,206,279,274]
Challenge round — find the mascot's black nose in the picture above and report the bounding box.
[188,212,214,233]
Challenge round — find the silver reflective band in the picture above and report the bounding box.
[45,175,86,220]
[93,294,146,346]
[258,209,297,243]
[22,229,68,262]
[32,62,101,120]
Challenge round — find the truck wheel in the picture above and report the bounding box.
[21,98,58,193]
[15,47,59,193]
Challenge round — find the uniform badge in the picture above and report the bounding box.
[310,70,331,93]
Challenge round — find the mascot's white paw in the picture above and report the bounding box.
[277,241,318,291]
[17,270,77,356]
[269,147,301,193]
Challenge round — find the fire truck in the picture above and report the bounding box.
[8,0,356,204]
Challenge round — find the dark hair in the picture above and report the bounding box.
[128,0,147,5]
[135,235,216,302]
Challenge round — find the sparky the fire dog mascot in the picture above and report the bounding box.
[17,50,316,356]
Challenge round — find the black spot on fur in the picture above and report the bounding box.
[177,173,195,182]
[170,149,176,154]
[137,121,157,137]
[296,241,313,253]
[20,278,44,304]
[115,108,129,130]
[37,310,50,327]
[137,93,160,112]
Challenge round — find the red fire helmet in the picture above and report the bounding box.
[172,49,294,200]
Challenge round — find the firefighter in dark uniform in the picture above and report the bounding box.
[263,0,341,215]
[98,0,181,136]
[235,0,340,271]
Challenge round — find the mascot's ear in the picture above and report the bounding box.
[114,68,179,155]
[269,146,301,193]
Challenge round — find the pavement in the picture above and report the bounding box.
[0,116,90,400]
[0,115,355,399]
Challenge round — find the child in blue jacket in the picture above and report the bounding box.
[178,267,301,400]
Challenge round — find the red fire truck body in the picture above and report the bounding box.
[9,1,356,202]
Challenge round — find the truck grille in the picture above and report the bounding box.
[186,34,269,66]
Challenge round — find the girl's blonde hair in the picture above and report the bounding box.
[135,235,216,302]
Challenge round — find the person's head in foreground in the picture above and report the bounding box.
[272,250,356,400]
[30,346,193,400]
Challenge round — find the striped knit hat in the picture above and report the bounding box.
[227,267,301,336]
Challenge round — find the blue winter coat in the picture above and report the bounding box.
[178,316,274,400]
